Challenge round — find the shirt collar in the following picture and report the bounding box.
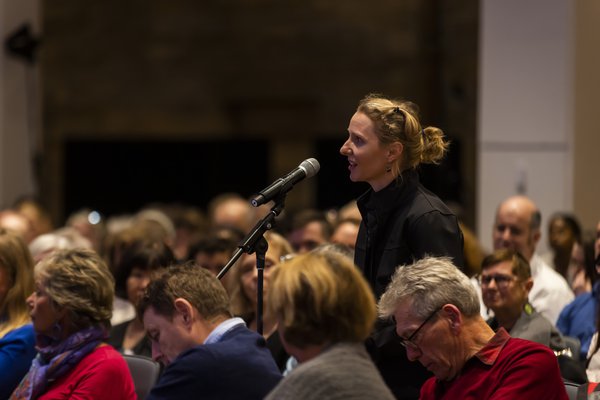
[473,327,511,365]
[203,317,246,345]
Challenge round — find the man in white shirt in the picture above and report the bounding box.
[490,195,574,325]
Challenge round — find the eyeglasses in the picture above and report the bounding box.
[479,274,517,289]
[397,307,441,350]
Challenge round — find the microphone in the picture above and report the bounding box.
[251,158,320,207]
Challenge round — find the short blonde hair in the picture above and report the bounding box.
[35,248,114,331]
[268,250,376,347]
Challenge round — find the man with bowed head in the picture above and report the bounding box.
[138,262,282,400]
[378,256,569,399]
[492,195,573,325]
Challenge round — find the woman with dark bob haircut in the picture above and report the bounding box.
[264,250,394,400]
[10,248,135,399]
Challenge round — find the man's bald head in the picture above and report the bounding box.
[492,195,541,261]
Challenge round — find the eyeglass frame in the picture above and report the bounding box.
[397,306,442,350]
[478,273,518,288]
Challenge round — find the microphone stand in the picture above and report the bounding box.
[217,194,286,336]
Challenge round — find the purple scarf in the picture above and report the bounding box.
[10,326,107,400]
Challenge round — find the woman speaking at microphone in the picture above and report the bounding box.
[339,93,464,399]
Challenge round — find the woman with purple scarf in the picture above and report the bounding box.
[10,248,136,399]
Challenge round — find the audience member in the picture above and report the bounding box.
[558,232,599,361]
[480,248,586,381]
[285,209,332,254]
[0,229,36,398]
[138,262,282,400]
[65,208,108,255]
[545,212,582,282]
[11,248,135,399]
[103,219,175,326]
[108,241,175,357]
[584,220,600,382]
[340,93,464,398]
[460,221,487,279]
[378,256,569,399]
[569,234,598,296]
[265,250,395,400]
[330,217,360,250]
[187,226,244,294]
[337,199,362,222]
[230,231,294,371]
[28,226,93,263]
[0,209,35,244]
[482,249,567,351]
[133,207,177,249]
[207,192,255,234]
[156,202,208,262]
[491,195,573,325]
[12,195,54,239]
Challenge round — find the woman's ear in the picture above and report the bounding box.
[387,142,404,163]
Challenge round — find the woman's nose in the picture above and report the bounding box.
[340,140,351,155]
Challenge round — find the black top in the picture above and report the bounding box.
[107,320,152,359]
[355,170,465,400]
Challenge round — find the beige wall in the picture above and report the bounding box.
[477,0,600,252]
[574,1,600,233]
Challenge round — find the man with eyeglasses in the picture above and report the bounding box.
[378,256,569,399]
[481,249,567,350]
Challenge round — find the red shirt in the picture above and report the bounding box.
[420,328,569,400]
[38,344,136,400]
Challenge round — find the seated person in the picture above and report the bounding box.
[330,217,360,250]
[187,225,244,294]
[108,240,175,357]
[138,262,282,400]
[284,209,332,254]
[378,256,569,399]
[0,229,36,398]
[557,235,599,361]
[481,249,567,351]
[481,249,586,382]
[265,250,395,399]
[11,248,135,399]
[229,231,294,371]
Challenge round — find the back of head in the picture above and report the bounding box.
[378,256,479,320]
[35,248,114,331]
[356,93,449,174]
[29,227,94,263]
[12,195,54,237]
[138,262,231,321]
[268,251,376,348]
[0,209,35,244]
[0,228,35,337]
[207,192,254,233]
